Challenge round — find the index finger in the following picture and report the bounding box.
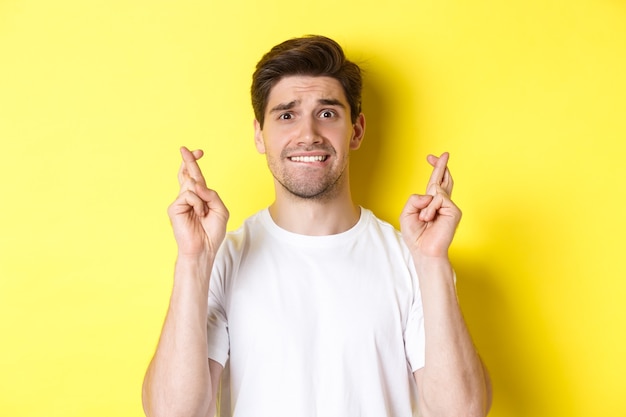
[426,152,449,196]
[179,146,206,186]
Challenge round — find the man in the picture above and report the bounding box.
[143,35,492,417]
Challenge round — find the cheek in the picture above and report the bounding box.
[256,128,291,155]
[263,127,294,150]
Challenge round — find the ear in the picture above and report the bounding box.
[350,113,366,150]
[253,119,266,154]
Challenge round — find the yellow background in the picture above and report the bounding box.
[1,1,625,416]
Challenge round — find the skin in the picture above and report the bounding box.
[400,152,493,416]
[142,147,227,417]
[253,76,365,235]
[142,75,492,417]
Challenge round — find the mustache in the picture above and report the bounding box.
[280,145,336,158]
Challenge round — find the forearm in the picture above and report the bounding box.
[414,256,490,417]
[142,256,214,417]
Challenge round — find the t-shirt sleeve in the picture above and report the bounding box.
[404,263,426,372]
[404,268,458,373]
[206,263,230,367]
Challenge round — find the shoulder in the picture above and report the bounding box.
[210,209,269,289]
[219,209,268,254]
[360,207,406,244]
[361,207,419,270]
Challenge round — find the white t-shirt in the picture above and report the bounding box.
[207,208,425,416]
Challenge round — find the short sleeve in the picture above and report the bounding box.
[404,264,426,372]
[403,268,458,372]
[206,264,230,367]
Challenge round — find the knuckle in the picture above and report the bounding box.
[177,189,198,204]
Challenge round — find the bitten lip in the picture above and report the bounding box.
[289,155,328,162]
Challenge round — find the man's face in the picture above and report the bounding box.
[254,75,365,201]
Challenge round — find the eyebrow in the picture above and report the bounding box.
[318,98,345,108]
[269,98,346,114]
[269,100,298,114]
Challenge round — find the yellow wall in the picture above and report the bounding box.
[1,1,625,416]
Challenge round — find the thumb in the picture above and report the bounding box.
[403,194,434,213]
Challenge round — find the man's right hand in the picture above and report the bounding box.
[143,147,227,417]
[167,146,229,260]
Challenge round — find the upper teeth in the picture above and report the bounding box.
[290,155,325,162]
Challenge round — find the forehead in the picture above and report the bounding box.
[267,75,347,107]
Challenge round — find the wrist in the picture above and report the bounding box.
[411,251,451,267]
[412,255,456,285]
[174,253,215,291]
[176,250,216,265]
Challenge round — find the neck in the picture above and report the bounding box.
[268,189,360,236]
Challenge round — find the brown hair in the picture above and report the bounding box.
[251,35,362,128]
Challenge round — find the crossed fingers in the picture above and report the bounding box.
[426,152,454,197]
[419,152,455,222]
[175,146,210,217]
[178,147,206,190]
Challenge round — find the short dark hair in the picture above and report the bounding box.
[251,35,362,128]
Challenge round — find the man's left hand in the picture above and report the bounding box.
[399,152,462,259]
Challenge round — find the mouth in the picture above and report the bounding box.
[288,155,329,163]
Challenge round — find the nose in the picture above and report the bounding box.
[297,116,322,146]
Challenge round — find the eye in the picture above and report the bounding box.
[319,110,336,118]
[279,112,293,120]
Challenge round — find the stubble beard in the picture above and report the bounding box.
[268,147,349,202]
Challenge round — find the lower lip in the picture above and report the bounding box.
[289,158,328,164]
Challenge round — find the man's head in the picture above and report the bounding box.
[251,35,362,128]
